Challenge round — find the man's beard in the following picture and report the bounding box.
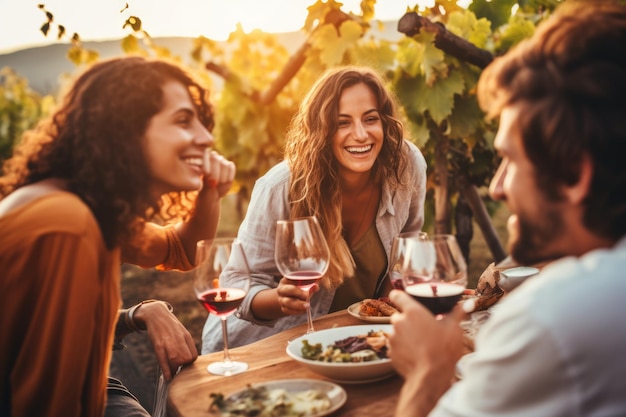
[510,207,565,265]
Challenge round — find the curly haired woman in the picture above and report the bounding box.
[0,56,235,417]
[201,65,427,353]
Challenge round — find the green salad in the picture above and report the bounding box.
[301,329,389,362]
[210,385,331,417]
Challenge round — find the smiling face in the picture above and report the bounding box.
[489,105,569,264]
[331,83,384,182]
[144,80,214,197]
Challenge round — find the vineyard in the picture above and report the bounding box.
[1,0,563,266]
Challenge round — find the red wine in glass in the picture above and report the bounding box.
[275,216,330,335]
[197,288,246,316]
[284,271,323,292]
[389,271,405,290]
[405,282,465,315]
[400,234,468,316]
[194,238,250,376]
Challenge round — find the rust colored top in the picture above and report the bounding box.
[0,191,192,417]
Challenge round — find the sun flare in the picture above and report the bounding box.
[0,0,440,53]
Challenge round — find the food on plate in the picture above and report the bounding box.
[358,297,398,317]
[301,329,389,362]
[209,384,331,417]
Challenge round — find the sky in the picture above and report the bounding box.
[0,0,464,54]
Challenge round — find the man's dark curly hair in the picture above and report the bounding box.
[0,56,214,249]
[478,0,626,240]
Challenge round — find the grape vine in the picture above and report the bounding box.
[4,0,577,264]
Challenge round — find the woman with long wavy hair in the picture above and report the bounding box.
[202,65,426,353]
[0,56,235,417]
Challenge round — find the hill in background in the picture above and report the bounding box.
[0,21,401,95]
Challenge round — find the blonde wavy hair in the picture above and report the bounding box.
[284,66,409,289]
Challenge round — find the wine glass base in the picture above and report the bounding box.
[207,361,248,376]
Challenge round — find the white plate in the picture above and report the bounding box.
[286,324,395,384]
[223,379,347,417]
[347,301,392,323]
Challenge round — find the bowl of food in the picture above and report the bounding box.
[285,324,395,384]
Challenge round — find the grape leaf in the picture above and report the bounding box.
[435,0,466,15]
[311,20,363,66]
[405,117,430,148]
[399,32,448,86]
[350,38,396,72]
[191,36,224,63]
[446,10,492,49]
[120,34,141,54]
[361,0,376,21]
[419,32,448,86]
[470,0,518,29]
[123,16,142,32]
[395,67,465,125]
[446,94,483,140]
[497,14,536,53]
[40,22,50,36]
[304,0,341,32]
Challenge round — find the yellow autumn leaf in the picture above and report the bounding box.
[312,20,363,66]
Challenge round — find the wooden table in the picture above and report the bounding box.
[167,310,402,416]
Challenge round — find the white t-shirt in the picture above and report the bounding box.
[431,236,626,417]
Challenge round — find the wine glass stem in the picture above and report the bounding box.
[220,317,233,364]
[305,292,315,334]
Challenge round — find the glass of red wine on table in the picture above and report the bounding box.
[400,234,468,317]
[194,238,250,376]
[275,216,331,335]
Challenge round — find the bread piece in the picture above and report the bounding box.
[473,292,502,311]
[476,262,502,296]
[472,262,505,311]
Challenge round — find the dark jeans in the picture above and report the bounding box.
[104,377,151,417]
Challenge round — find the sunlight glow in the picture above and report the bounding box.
[0,0,448,54]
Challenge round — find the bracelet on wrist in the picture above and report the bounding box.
[124,299,174,332]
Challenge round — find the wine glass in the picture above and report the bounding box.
[388,231,428,290]
[194,238,250,375]
[400,234,467,316]
[275,216,330,335]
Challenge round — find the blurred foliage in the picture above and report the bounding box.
[0,67,54,162]
[3,0,574,256]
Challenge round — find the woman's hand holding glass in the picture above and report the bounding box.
[274,276,320,316]
[274,216,330,335]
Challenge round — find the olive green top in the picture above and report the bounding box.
[330,222,389,312]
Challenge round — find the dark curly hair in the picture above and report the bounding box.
[477,1,626,240]
[0,56,214,249]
